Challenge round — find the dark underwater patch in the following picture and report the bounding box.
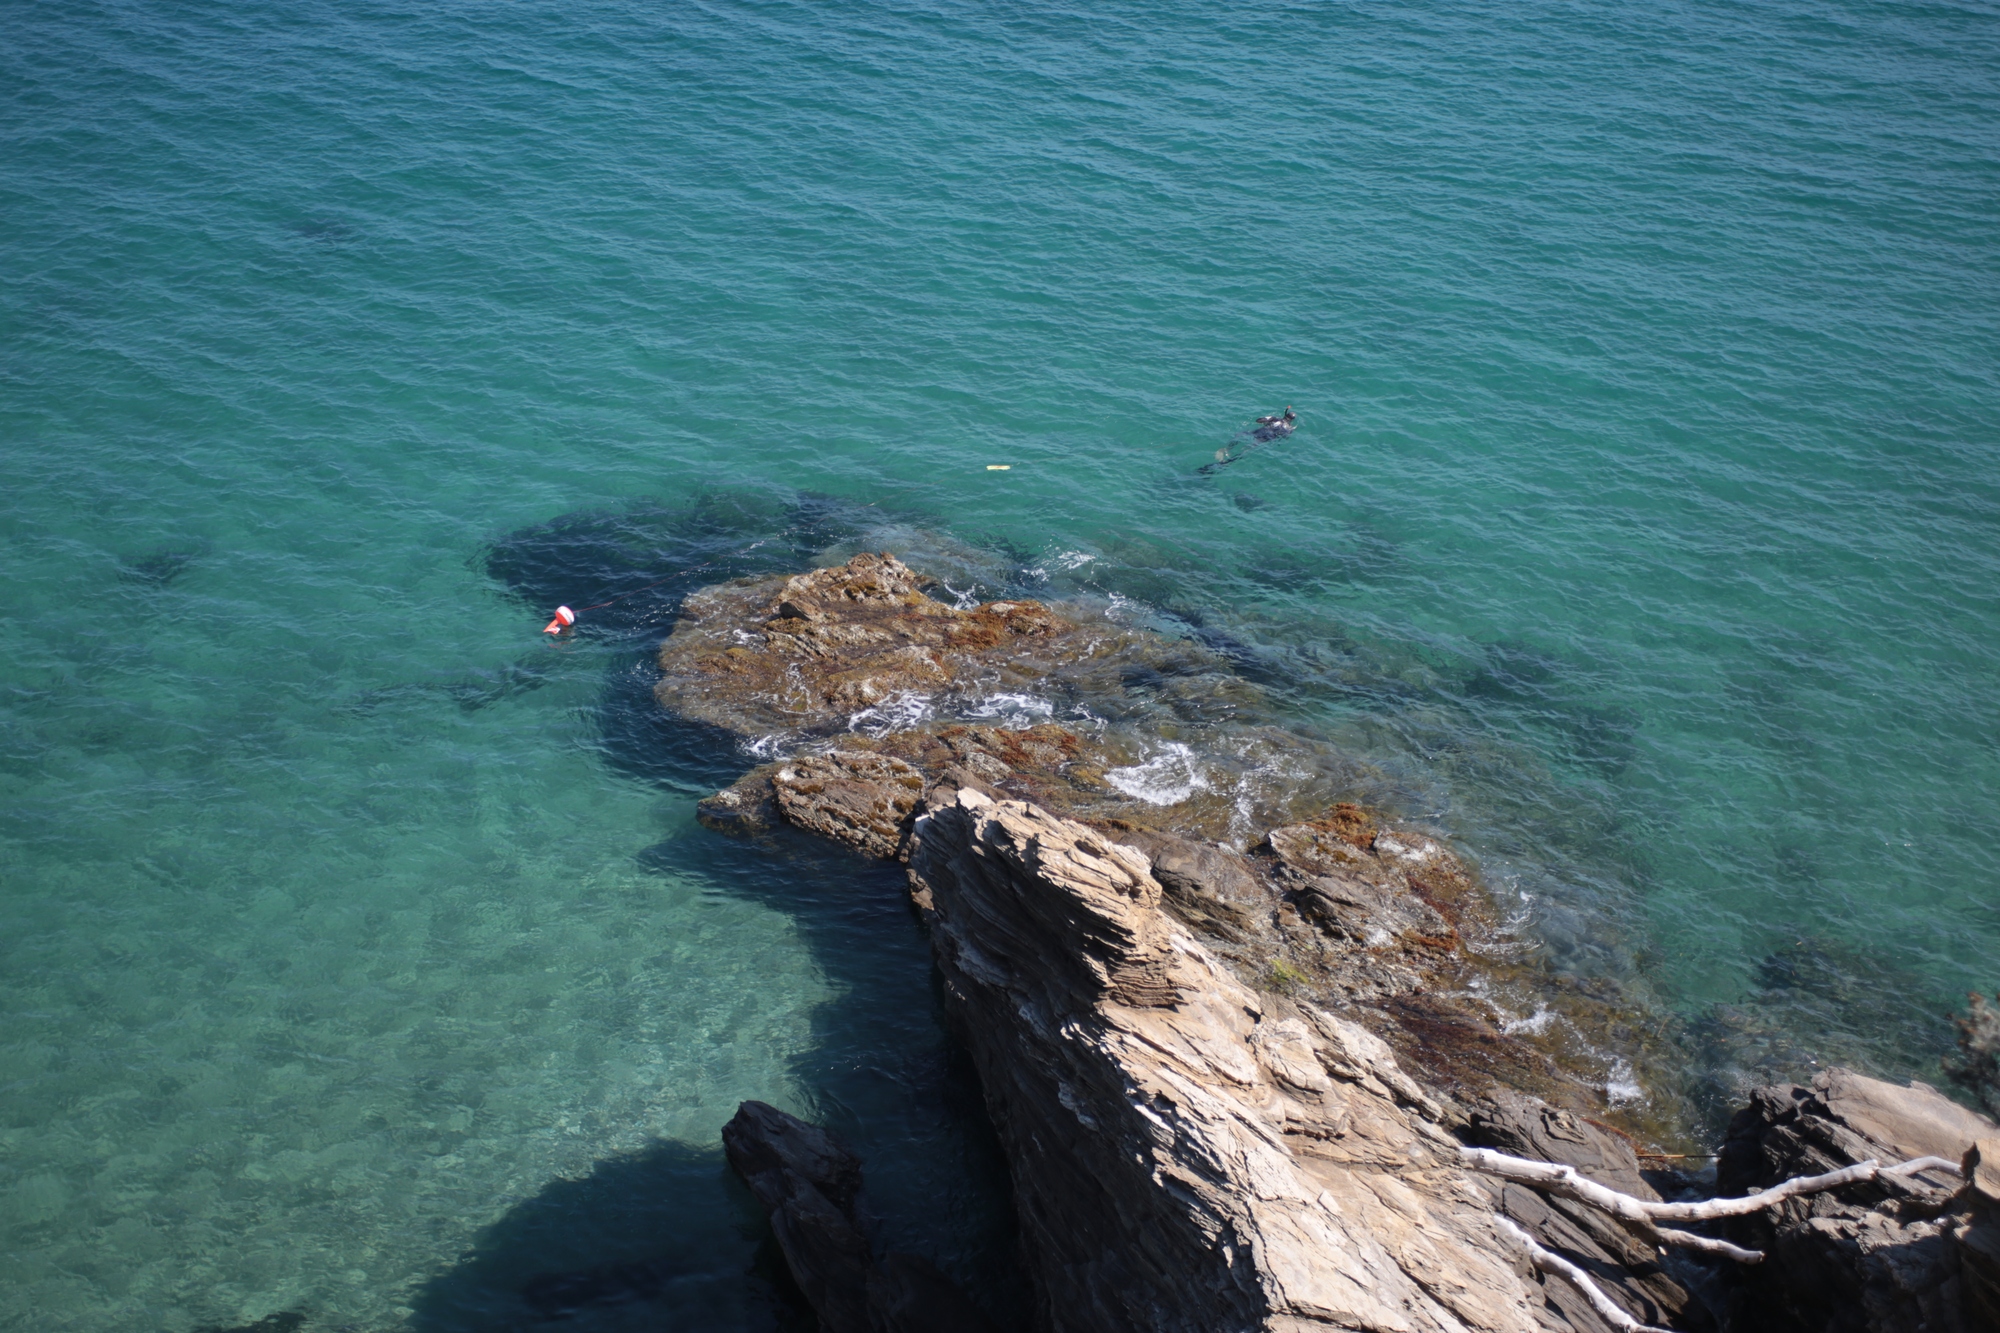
[407,1141,810,1333]
[442,658,556,712]
[1461,639,1639,775]
[521,1257,681,1320]
[194,1313,305,1333]
[479,489,878,639]
[340,490,886,729]
[1689,933,1964,1127]
[288,218,356,245]
[1461,640,1566,707]
[591,657,755,792]
[1157,606,1275,683]
[347,657,559,716]
[119,542,211,587]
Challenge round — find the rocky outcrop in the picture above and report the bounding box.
[697,729,1647,1124]
[666,553,1415,846]
[666,556,1677,1120]
[650,552,1753,1330]
[720,1100,1000,1333]
[904,786,1557,1333]
[656,552,1162,737]
[1717,1068,2000,1332]
[1467,1091,1710,1331]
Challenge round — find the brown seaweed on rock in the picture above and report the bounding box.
[1948,992,2000,1115]
[641,551,1773,1330]
[653,550,1246,739]
[663,552,1698,1149]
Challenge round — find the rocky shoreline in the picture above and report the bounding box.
[651,551,1998,1332]
[667,553,1673,1131]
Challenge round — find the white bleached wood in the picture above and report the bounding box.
[1493,1215,1674,1333]
[1649,1224,1764,1264]
[1461,1145,1966,1266]
[1881,1155,1963,1180]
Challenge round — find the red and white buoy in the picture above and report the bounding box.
[542,605,576,635]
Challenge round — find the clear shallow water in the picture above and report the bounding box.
[4,0,1999,1327]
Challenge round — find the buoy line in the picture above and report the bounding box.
[537,499,901,636]
[540,532,788,634]
[543,557,738,635]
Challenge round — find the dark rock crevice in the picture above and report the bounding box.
[1717,1068,1999,1333]
[722,1100,1003,1333]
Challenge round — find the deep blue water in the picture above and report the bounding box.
[4,0,1998,1328]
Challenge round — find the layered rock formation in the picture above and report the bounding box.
[666,557,1681,1122]
[652,553,1727,1331]
[655,551,1991,1333]
[1717,1068,2000,1333]
[903,786,1548,1332]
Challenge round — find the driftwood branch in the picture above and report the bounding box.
[1493,1214,1674,1333]
[1882,1155,1964,1181]
[1649,1224,1764,1264]
[1461,1145,1965,1266]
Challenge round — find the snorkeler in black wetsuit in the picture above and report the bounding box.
[1201,406,1297,472]
[1251,406,1297,440]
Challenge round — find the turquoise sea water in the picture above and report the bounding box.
[4,0,1998,1327]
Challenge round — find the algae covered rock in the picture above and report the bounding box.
[655,551,1156,738]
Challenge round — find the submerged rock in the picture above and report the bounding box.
[1947,992,2000,1116]
[720,1100,999,1333]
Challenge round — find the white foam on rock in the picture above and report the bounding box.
[966,692,1055,729]
[1501,1005,1557,1036]
[1606,1058,1643,1106]
[847,692,934,737]
[1376,835,1438,864]
[1105,743,1210,806]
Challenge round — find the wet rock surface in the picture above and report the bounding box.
[650,551,1981,1333]
[656,552,1169,738]
[1717,1068,2000,1333]
[721,1100,1000,1333]
[767,751,927,861]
